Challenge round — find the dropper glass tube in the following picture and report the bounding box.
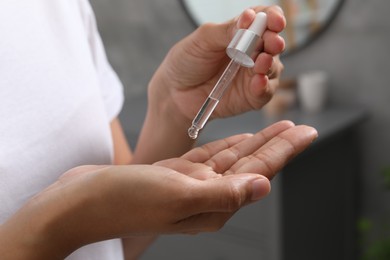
[188,60,241,139]
[187,12,267,140]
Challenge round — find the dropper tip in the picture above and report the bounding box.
[188,126,199,139]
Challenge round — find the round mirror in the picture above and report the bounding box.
[181,0,344,55]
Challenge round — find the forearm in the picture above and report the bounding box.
[1,166,160,260]
[1,167,132,260]
[0,185,86,259]
[0,221,59,260]
[0,214,51,259]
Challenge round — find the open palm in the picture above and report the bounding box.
[155,120,316,181]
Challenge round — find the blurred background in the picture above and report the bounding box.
[90,0,390,259]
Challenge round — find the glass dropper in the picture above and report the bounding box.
[188,12,268,139]
[188,60,241,139]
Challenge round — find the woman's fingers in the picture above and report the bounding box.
[181,133,253,163]
[226,125,318,179]
[203,121,295,173]
[191,5,285,53]
[172,121,316,183]
[262,30,286,55]
[254,5,286,33]
[254,52,274,75]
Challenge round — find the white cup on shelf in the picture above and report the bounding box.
[297,71,328,114]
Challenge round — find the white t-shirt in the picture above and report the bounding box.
[0,0,125,259]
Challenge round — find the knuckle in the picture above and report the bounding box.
[225,184,244,212]
[198,22,214,33]
[279,61,285,73]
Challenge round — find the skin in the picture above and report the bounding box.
[0,120,317,259]
[134,6,287,163]
[0,5,317,260]
[124,6,287,256]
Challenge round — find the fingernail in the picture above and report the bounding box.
[251,178,271,201]
[310,128,319,142]
[275,5,285,15]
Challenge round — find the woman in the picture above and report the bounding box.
[0,1,317,259]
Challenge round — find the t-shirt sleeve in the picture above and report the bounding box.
[80,0,124,121]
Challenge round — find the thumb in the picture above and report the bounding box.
[198,174,271,213]
[174,174,270,234]
[176,174,271,234]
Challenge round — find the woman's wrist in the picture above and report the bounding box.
[132,83,196,163]
[147,70,193,127]
[134,104,195,163]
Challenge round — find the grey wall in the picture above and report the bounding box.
[281,0,390,228]
[90,0,390,248]
[90,0,194,97]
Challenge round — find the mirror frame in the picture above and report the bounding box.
[180,0,345,56]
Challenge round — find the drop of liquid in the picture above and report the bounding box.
[188,126,199,139]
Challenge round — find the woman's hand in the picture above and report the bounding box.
[0,121,317,259]
[134,6,286,163]
[148,6,286,124]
